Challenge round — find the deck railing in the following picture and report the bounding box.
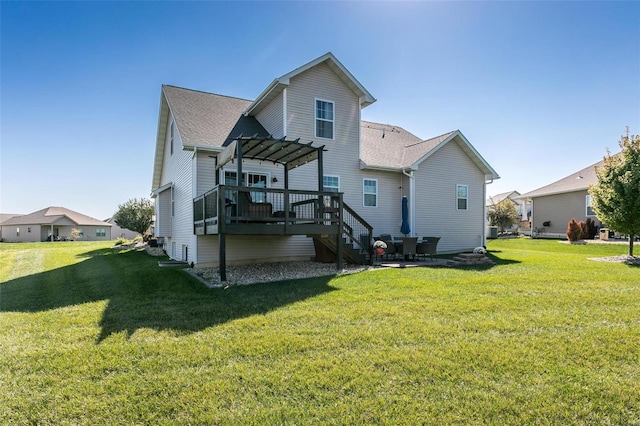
[193,185,348,235]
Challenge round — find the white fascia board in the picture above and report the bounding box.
[243,79,288,116]
[182,143,223,153]
[151,182,173,197]
[359,160,406,172]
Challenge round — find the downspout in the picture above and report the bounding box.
[282,88,287,137]
[483,176,489,247]
[402,169,415,237]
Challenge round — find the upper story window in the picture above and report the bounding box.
[456,184,468,210]
[586,194,595,216]
[323,175,340,192]
[363,179,378,207]
[315,99,334,139]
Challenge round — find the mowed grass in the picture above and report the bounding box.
[0,239,638,425]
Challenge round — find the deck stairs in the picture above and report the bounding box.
[310,200,374,266]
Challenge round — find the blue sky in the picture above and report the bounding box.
[2,1,639,220]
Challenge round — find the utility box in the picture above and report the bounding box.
[600,228,612,240]
[487,226,498,239]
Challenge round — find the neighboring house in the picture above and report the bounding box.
[151,52,499,272]
[0,207,112,242]
[105,217,141,240]
[486,190,531,233]
[0,213,24,241]
[519,158,605,238]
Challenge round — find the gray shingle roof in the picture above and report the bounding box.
[360,120,456,169]
[163,85,269,148]
[519,158,605,198]
[0,207,111,227]
[487,191,521,205]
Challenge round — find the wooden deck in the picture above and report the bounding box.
[193,185,374,280]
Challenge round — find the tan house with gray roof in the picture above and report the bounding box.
[519,158,606,238]
[151,52,499,269]
[0,207,111,242]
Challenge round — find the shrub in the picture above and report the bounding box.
[567,218,582,242]
[585,218,598,239]
[579,221,588,239]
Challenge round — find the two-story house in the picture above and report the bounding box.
[151,52,499,278]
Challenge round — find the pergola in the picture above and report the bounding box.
[215,135,340,281]
[216,135,326,191]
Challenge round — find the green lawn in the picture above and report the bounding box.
[1,239,638,425]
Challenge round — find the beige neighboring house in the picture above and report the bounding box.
[0,213,24,241]
[486,190,532,234]
[105,217,141,240]
[0,207,112,242]
[151,52,499,268]
[519,158,606,238]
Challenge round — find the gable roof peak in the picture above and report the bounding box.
[245,52,376,116]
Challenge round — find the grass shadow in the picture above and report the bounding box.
[0,248,337,343]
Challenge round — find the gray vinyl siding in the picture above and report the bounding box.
[413,142,486,252]
[256,91,284,138]
[158,115,194,261]
[196,151,216,196]
[196,234,314,267]
[156,188,172,237]
[531,190,599,237]
[282,62,363,201]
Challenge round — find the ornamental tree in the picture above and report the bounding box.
[589,129,640,256]
[487,198,521,233]
[113,198,155,237]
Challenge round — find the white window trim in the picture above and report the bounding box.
[456,184,469,211]
[363,178,378,207]
[222,169,271,188]
[586,194,595,217]
[323,175,340,192]
[314,98,335,140]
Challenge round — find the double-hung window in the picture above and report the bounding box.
[315,99,334,139]
[323,175,340,192]
[363,179,378,207]
[586,194,595,216]
[96,228,106,237]
[456,184,468,210]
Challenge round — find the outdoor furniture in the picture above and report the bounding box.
[272,210,296,224]
[359,233,372,255]
[377,235,397,260]
[237,191,273,221]
[417,236,440,261]
[399,237,418,261]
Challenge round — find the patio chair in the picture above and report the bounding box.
[400,237,418,261]
[378,235,397,260]
[417,236,440,261]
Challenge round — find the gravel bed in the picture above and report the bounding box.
[193,261,374,287]
[588,255,640,265]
